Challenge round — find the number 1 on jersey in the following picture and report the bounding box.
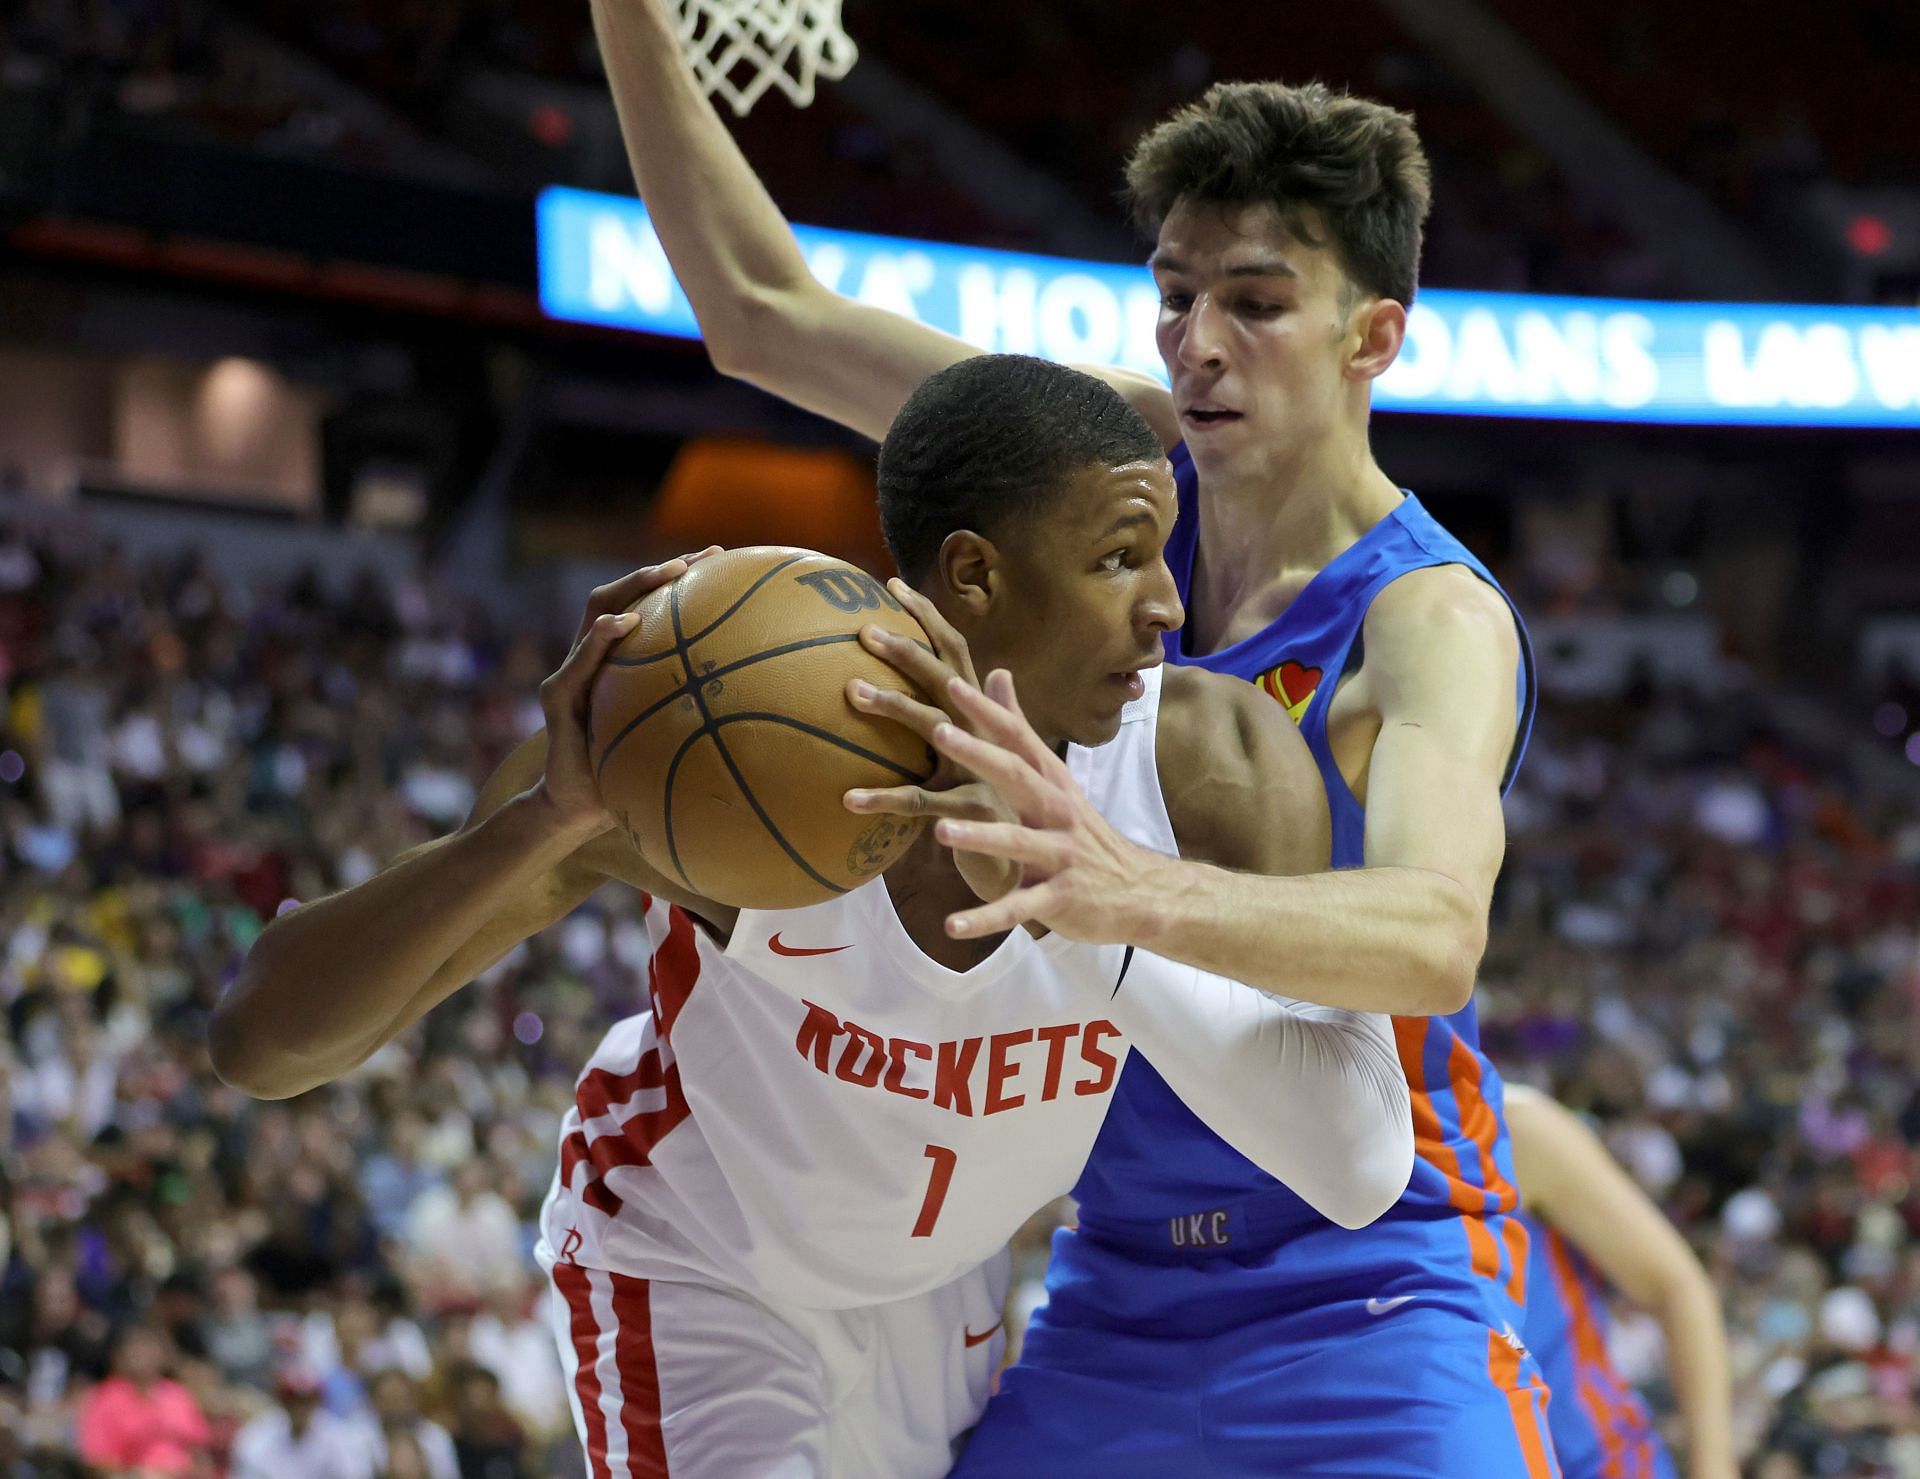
[912,1143,957,1238]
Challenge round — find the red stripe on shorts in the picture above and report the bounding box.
[554,1261,613,1479]
[609,1271,670,1476]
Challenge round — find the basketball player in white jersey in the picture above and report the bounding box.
[213,356,1414,1478]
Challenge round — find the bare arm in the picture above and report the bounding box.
[1153,665,1330,877]
[589,0,1178,444]
[209,565,713,1100]
[1506,1086,1736,1479]
[921,566,1520,1015]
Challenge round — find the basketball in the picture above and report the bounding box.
[589,546,937,910]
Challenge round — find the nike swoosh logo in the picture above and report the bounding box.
[768,933,853,958]
[963,1321,1003,1348]
[1365,1295,1417,1317]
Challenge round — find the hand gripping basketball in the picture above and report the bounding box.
[841,580,1021,906]
[532,549,720,834]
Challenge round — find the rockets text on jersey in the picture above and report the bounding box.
[540,667,1178,1310]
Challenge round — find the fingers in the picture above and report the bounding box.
[544,610,640,722]
[946,881,1057,939]
[931,818,1067,869]
[948,672,1067,775]
[858,622,963,714]
[845,677,951,747]
[884,579,976,682]
[572,547,721,644]
[927,722,1064,819]
[843,784,1001,820]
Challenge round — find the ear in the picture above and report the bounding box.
[1345,296,1408,385]
[933,529,1001,617]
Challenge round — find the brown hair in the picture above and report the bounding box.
[1125,81,1432,306]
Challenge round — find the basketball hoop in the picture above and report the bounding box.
[668,0,857,116]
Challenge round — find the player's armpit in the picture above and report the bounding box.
[1154,666,1331,877]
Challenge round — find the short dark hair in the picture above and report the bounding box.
[1126,81,1432,307]
[878,356,1163,583]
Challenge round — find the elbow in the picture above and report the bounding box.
[207,1000,293,1101]
[702,280,815,383]
[1423,884,1487,1017]
[1328,1095,1416,1230]
[207,959,314,1101]
[1325,1131,1414,1231]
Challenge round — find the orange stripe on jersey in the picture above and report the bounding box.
[1488,1327,1557,1479]
[1445,1032,1520,1215]
[1500,1215,1532,1306]
[1544,1228,1629,1479]
[1393,1017,1503,1281]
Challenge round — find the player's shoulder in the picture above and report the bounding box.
[1369,561,1512,632]
[1363,563,1519,681]
[1154,666,1329,875]
[1157,664,1290,761]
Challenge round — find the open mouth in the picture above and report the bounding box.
[1183,407,1242,429]
[1110,657,1163,701]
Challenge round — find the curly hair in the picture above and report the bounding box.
[1126,80,1433,306]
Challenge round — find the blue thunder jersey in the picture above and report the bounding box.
[1522,1213,1678,1479]
[1068,443,1539,1308]
[952,451,1560,1478]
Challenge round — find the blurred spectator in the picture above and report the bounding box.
[403,1163,523,1310]
[229,1362,372,1479]
[466,1281,569,1443]
[73,1321,213,1476]
[354,1368,458,1479]
[0,502,1916,1475]
[442,1362,526,1479]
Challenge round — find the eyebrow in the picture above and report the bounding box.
[1148,252,1298,280]
[1094,511,1158,541]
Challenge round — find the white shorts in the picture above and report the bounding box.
[539,1242,1009,1479]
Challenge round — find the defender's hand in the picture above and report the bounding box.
[842,580,1020,904]
[532,549,720,836]
[925,670,1173,942]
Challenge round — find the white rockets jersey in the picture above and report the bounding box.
[541,668,1179,1310]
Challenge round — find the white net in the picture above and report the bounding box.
[669,0,858,116]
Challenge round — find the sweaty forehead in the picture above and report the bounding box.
[1057,459,1176,533]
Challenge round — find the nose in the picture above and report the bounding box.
[1175,292,1227,374]
[1140,562,1185,638]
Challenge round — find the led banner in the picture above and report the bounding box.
[538,185,1920,429]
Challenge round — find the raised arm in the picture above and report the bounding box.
[910,565,1519,1016]
[1506,1086,1736,1479]
[589,0,1178,444]
[209,564,710,1100]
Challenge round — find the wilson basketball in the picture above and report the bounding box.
[589,547,936,909]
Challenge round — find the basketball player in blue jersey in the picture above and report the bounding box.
[594,2,1551,1468]
[1504,1086,1736,1479]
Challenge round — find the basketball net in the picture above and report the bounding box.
[668,0,857,116]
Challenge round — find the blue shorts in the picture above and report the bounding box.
[955,1224,1562,1479]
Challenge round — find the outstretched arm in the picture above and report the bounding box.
[1506,1086,1736,1479]
[847,598,1406,1222]
[884,567,1519,1016]
[589,0,1177,444]
[209,561,710,1100]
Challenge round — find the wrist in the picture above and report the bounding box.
[1129,850,1192,951]
[505,786,613,854]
